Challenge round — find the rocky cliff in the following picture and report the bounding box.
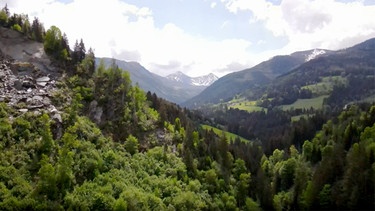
[0,28,64,138]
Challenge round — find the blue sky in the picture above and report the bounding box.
[3,0,375,77]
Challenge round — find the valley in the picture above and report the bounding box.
[98,57,218,104]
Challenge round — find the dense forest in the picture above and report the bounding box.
[0,4,374,210]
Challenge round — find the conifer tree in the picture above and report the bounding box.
[31,17,44,42]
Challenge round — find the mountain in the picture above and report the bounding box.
[166,71,218,86]
[185,38,375,110]
[259,38,375,109]
[191,73,218,86]
[183,49,330,107]
[291,49,329,62]
[96,58,215,104]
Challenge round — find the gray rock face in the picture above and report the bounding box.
[89,100,103,124]
[0,51,61,117]
[36,76,50,82]
[0,31,66,141]
[0,27,57,75]
[13,79,22,90]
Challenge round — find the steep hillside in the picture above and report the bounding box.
[183,49,329,107]
[97,58,209,104]
[0,27,57,75]
[260,38,375,110]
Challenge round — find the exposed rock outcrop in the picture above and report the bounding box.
[0,50,63,139]
[0,27,57,75]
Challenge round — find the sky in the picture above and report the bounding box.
[2,0,375,77]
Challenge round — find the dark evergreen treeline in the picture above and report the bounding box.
[191,104,375,210]
[0,4,374,210]
[195,106,329,155]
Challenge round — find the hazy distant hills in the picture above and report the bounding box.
[183,49,332,107]
[97,58,218,104]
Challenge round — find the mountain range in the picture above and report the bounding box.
[184,38,375,108]
[182,48,333,107]
[100,38,374,109]
[2,24,373,111]
[97,58,218,104]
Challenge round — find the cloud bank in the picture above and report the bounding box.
[4,0,375,77]
[223,0,375,53]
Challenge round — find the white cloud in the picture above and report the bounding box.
[5,0,254,77]
[222,0,375,54]
[5,0,375,78]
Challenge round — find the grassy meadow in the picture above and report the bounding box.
[201,124,250,143]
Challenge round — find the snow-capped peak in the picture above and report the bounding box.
[305,49,326,62]
[166,72,218,87]
[166,71,189,83]
[191,73,218,86]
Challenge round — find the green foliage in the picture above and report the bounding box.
[173,191,207,210]
[125,135,139,155]
[91,60,158,140]
[44,25,69,62]
[0,95,373,211]
[279,158,296,191]
[273,191,293,211]
[11,23,21,32]
[318,184,331,208]
[245,197,261,211]
[0,11,7,26]
[0,5,9,26]
[21,17,31,36]
[71,39,86,65]
[0,118,13,146]
[34,154,58,200]
[31,17,44,42]
[38,113,55,155]
[13,116,31,141]
[44,26,62,55]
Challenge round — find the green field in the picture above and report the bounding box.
[302,76,347,95]
[283,95,327,121]
[228,98,267,112]
[201,124,250,143]
[280,95,328,111]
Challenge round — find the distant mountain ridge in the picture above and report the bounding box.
[183,38,375,108]
[166,71,218,87]
[183,49,331,107]
[96,58,216,104]
[254,37,375,109]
